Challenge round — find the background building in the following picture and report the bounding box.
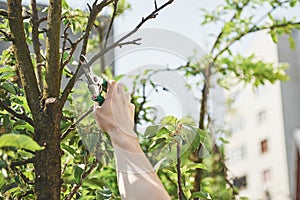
[226,30,300,200]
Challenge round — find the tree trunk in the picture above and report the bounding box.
[34,100,62,200]
[192,63,211,196]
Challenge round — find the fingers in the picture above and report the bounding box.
[117,83,125,94]
[105,80,130,102]
[125,92,131,102]
[117,83,127,100]
[106,80,117,99]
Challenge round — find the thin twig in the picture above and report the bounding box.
[61,34,85,68]
[60,0,114,106]
[0,29,12,41]
[85,0,174,70]
[60,22,71,70]
[60,0,174,106]
[0,100,34,126]
[65,161,98,200]
[11,158,35,167]
[11,166,34,185]
[0,9,8,18]
[210,0,251,54]
[18,190,34,200]
[60,106,93,141]
[176,142,184,200]
[104,0,118,48]
[214,21,300,62]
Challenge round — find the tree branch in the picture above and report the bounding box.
[176,142,184,200]
[214,21,300,62]
[85,0,174,70]
[210,0,251,54]
[65,161,98,200]
[104,0,118,48]
[0,100,34,126]
[211,0,298,61]
[7,0,41,114]
[60,0,114,106]
[11,158,35,167]
[31,0,44,93]
[60,106,93,141]
[61,34,85,69]
[11,165,34,185]
[0,29,12,41]
[43,0,62,98]
[0,9,8,18]
[60,22,71,70]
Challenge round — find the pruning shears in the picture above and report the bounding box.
[80,55,107,106]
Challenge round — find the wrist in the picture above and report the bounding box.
[110,128,142,153]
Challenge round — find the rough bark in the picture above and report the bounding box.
[44,0,62,98]
[34,0,63,199]
[34,102,62,200]
[8,0,63,199]
[7,0,40,114]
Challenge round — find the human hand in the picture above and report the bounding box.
[93,80,137,148]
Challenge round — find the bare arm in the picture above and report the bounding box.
[94,80,170,200]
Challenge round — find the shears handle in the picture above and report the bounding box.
[92,80,107,106]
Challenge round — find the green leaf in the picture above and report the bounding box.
[1,82,16,94]
[270,31,278,43]
[188,163,207,170]
[73,165,84,184]
[3,114,12,132]
[96,187,112,200]
[144,125,159,137]
[156,127,171,137]
[160,116,177,126]
[179,117,196,126]
[0,134,44,151]
[61,144,76,156]
[13,120,26,128]
[288,35,295,49]
[191,191,212,199]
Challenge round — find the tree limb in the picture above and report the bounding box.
[85,0,175,70]
[7,0,41,114]
[0,29,12,41]
[60,0,114,106]
[43,0,62,98]
[0,99,34,126]
[176,142,184,200]
[0,9,8,18]
[11,158,35,167]
[30,0,43,93]
[11,165,34,185]
[65,161,98,200]
[214,21,300,62]
[210,0,251,54]
[60,106,93,141]
[60,22,71,70]
[104,0,118,48]
[61,34,85,69]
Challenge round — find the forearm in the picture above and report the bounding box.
[111,129,170,200]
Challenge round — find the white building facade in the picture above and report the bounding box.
[226,30,300,200]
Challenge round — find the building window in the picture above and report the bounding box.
[258,110,266,124]
[232,116,245,132]
[263,169,271,184]
[263,169,272,190]
[233,175,247,190]
[261,139,268,154]
[229,146,246,162]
